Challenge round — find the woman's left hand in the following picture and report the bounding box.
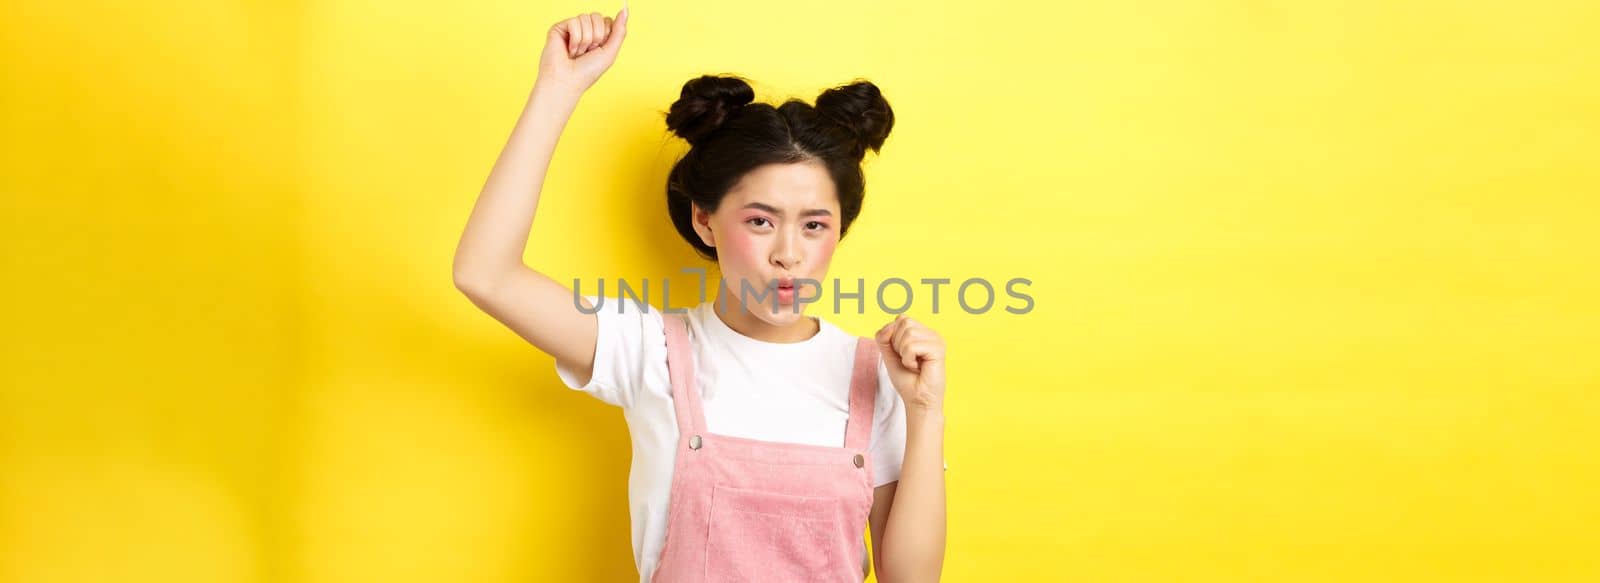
[875,314,946,411]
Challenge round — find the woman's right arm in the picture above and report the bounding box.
[452,8,628,387]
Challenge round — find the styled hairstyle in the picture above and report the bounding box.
[663,74,894,260]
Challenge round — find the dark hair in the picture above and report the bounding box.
[663,74,894,261]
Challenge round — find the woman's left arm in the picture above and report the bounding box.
[870,315,948,582]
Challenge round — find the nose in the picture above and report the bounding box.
[771,229,802,270]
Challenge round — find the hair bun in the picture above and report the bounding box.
[814,80,894,159]
[665,75,756,147]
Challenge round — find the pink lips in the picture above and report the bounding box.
[776,277,796,303]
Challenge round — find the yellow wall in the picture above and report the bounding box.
[4,0,1597,581]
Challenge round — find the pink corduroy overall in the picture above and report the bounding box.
[650,313,881,583]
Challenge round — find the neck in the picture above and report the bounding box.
[712,283,819,343]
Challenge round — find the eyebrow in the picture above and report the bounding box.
[741,202,833,218]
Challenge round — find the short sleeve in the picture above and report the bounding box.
[869,357,907,487]
[553,294,665,408]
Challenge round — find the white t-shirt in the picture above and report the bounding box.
[554,295,908,582]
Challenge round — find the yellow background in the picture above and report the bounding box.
[4,0,1597,581]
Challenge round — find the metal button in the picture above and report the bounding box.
[853,453,865,468]
[689,435,702,450]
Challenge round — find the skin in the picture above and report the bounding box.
[451,6,946,580]
[689,160,840,341]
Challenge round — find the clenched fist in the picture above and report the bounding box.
[537,2,629,94]
[875,314,946,411]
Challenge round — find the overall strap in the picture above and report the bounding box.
[662,314,706,436]
[843,337,880,452]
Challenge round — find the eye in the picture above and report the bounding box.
[746,217,773,229]
[805,221,829,232]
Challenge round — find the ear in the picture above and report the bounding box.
[690,203,717,249]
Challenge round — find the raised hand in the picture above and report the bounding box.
[536,2,629,94]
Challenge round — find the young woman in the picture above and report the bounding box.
[452,6,947,581]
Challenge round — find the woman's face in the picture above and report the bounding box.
[692,160,841,327]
